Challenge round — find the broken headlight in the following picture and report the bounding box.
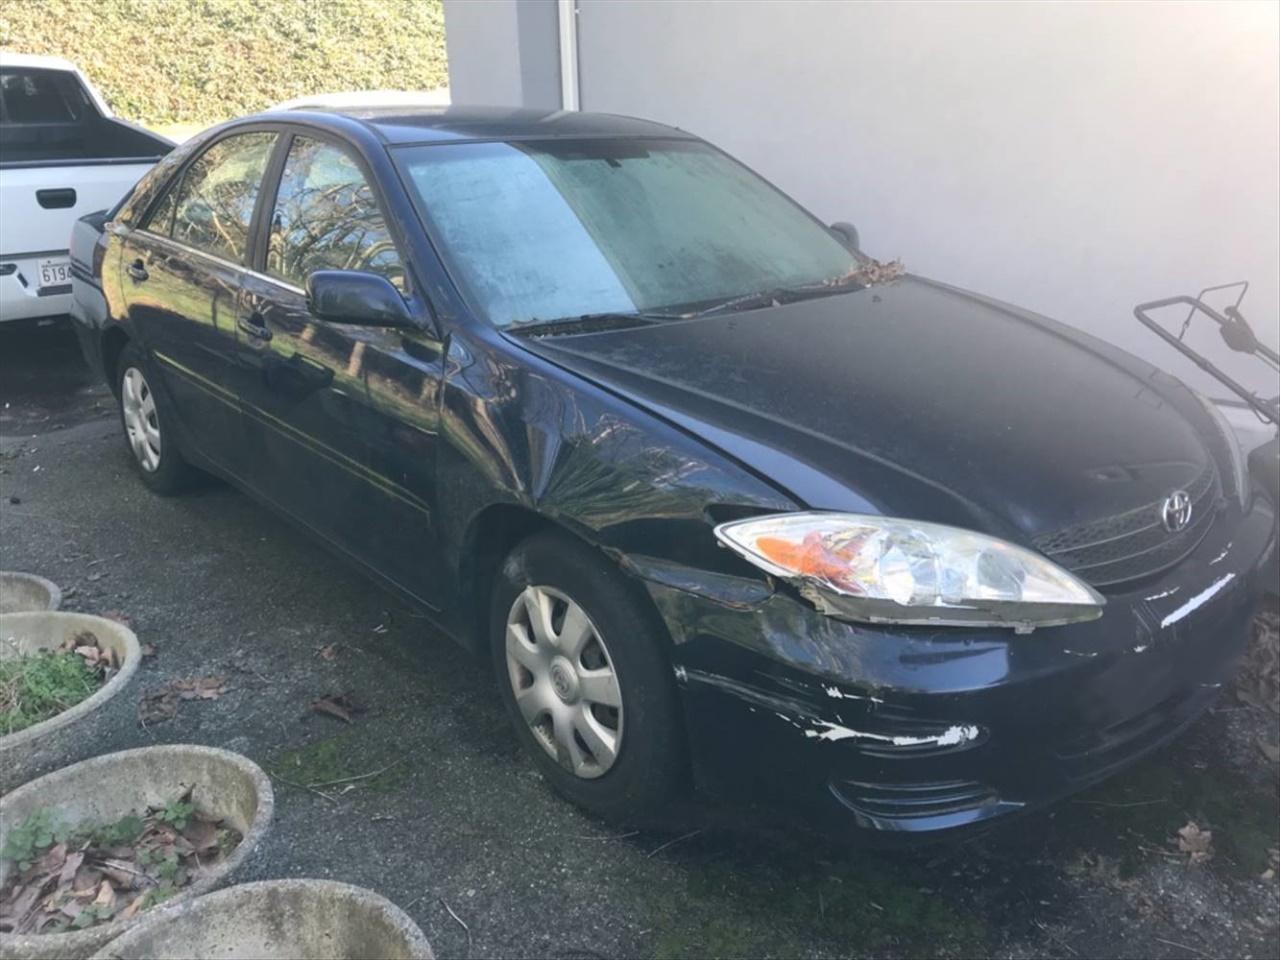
[714,512,1104,632]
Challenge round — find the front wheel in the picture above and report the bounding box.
[116,342,196,495]
[490,530,689,822]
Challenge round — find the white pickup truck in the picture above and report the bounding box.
[0,53,172,324]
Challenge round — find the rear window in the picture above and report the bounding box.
[0,69,85,124]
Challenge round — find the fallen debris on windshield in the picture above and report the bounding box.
[850,257,906,286]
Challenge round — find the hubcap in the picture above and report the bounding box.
[121,367,161,473]
[504,585,624,779]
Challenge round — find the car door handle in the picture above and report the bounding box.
[238,314,272,341]
[37,188,76,209]
[126,259,148,282]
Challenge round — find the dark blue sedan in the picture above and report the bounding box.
[70,105,1276,839]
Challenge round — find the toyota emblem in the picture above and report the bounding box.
[1161,490,1193,532]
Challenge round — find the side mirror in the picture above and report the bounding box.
[830,221,860,252]
[305,270,414,328]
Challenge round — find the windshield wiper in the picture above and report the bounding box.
[690,280,862,319]
[506,311,672,337]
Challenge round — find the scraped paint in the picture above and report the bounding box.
[803,720,980,747]
[1145,587,1179,601]
[823,684,885,704]
[1209,545,1231,565]
[1159,573,1236,628]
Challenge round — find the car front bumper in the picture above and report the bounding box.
[639,495,1276,842]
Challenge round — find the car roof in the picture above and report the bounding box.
[254,104,694,145]
[0,52,80,73]
[271,89,451,111]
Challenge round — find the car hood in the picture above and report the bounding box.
[513,276,1211,543]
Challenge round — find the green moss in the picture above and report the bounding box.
[270,733,405,793]
[644,841,987,959]
[273,734,357,785]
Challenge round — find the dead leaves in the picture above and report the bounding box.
[314,644,338,661]
[0,787,242,935]
[57,630,119,681]
[822,256,907,292]
[852,257,906,286]
[137,677,227,725]
[1174,821,1214,864]
[1236,608,1279,714]
[1262,847,1279,882]
[309,691,358,723]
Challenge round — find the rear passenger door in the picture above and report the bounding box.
[235,133,444,601]
[117,130,276,476]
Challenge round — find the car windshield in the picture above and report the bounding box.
[393,137,857,329]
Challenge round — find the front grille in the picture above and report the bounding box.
[1033,464,1219,587]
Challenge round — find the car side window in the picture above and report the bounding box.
[0,70,82,123]
[154,132,276,263]
[266,136,405,291]
[141,176,180,238]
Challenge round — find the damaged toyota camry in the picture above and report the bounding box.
[70,106,1276,839]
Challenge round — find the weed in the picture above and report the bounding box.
[155,797,196,832]
[0,649,102,735]
[0,808,71,870]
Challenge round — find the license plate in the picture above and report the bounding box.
[38,258,71,288]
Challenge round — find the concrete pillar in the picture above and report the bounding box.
[443,0,561,109]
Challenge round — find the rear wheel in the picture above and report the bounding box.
[116,342,195,495]
[490,530,688,822]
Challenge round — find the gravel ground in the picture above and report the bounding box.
[2,321,1277,960]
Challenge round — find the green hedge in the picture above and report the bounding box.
[0,0,447,127]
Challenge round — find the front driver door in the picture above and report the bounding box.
[234,133,445,604]
[117,130,276,477]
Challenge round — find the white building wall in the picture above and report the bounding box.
[575,0,1279,396]
[443,0,561,109]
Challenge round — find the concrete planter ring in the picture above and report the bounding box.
[0,573,61,615]
[0,612,141,794]
[0,745,273,960]
[90,879,435,960]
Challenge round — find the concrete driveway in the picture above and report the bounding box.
[2,322,1276,959]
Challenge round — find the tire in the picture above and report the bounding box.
[490,530,689,822]
[116,342,196,495]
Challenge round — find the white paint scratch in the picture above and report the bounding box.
[1209,545,1231,565]
[1063,649,1098,658]
[803,720,980,747]
[823,684,885,704]
[1144,587,1179,601]
[1159,573,1236,629]
[1132,645,1149,654]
